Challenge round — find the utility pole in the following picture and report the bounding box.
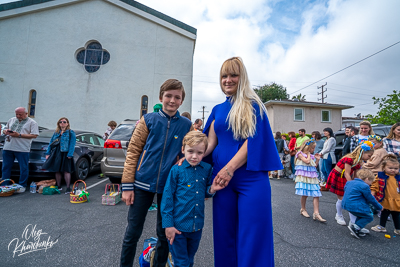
[198,106,209,127]
[317,82,327,103]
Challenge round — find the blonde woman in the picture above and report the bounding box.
[350,121,375,152]
[203,57,282,266]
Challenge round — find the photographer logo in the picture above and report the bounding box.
[8,224,58,257]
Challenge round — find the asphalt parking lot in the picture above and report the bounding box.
[1,174,399,267]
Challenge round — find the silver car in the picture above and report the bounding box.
[101,119,138,183]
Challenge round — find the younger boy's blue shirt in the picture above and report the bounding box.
[161,160,214,232]
[342,178,382,214]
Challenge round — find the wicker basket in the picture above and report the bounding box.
[102,183,121,205]
[0,179,17,197]
[70,180,89,203]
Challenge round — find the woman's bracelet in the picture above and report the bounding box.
[225,167,233,178]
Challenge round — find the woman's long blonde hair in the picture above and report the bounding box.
[220,57,267,140]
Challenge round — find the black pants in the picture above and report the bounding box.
[380,209,400,229]
[120,188,169,267]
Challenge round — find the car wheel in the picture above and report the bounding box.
[109,176,121,184]
[75,157,89,180]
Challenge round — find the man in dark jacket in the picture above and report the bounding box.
[342,126,358,156]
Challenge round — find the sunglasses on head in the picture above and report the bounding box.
[59,121,68,123]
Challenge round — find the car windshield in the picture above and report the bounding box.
[109,124,135,141]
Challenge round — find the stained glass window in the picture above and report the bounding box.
[76,41,110,73]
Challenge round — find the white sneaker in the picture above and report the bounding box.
[335,214,346,226]
[360,228,370,234]
[16,187,26,193]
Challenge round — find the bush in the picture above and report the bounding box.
[281,133,312,139]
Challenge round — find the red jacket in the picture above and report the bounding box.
[289,138,296,150]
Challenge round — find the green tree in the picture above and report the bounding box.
[365,90,400,125]
[254,82,289,102]
[292,93,306,101]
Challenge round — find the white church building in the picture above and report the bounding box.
[0,0,196,134]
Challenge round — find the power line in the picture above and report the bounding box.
[289,40,400,94]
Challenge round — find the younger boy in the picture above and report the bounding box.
[342,169,383,239]
[120,79,193,267]
[161,131,224,267]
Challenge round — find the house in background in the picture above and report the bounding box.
[342,115,366,128]
[265,99,353,134]
[0,0,196,134]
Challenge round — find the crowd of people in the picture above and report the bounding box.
[271,122,400,239]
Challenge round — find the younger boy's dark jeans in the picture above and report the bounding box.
[120,188,169,267]
[168,229,203,267]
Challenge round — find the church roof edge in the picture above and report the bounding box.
[0,0,197,35]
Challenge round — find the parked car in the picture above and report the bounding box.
[0,129,104,182]
[101,119,138,183]
[332,124,392,161]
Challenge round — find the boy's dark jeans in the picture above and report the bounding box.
[168,229,202,267]
[120,188,169,267]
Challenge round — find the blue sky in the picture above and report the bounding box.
[1,0,399,123]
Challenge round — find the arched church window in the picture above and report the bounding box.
[141,95,148,117]
[28,90,37,117]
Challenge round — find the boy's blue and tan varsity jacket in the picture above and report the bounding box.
[121,110,192,194]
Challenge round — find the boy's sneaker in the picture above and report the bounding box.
[335,214,346,226]
[348,224,360,239]
[371,225,387,232]
[16,187,26,193]
[148,203,157,211]
[349,222,370,234]
[394,229,400,235]
[58,187,63,191]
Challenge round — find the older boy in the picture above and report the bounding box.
[161,131,223,267]
[120,79,192,267]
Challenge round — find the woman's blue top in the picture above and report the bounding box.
[203,97,282,175]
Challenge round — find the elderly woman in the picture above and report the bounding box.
[43,117,76,194]
[203,57,282,266]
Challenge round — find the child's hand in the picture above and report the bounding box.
[210,178,225,193]
[165,227,181,245]
[315,154,321,159]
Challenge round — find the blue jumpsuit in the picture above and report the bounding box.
[204,98,282,267]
